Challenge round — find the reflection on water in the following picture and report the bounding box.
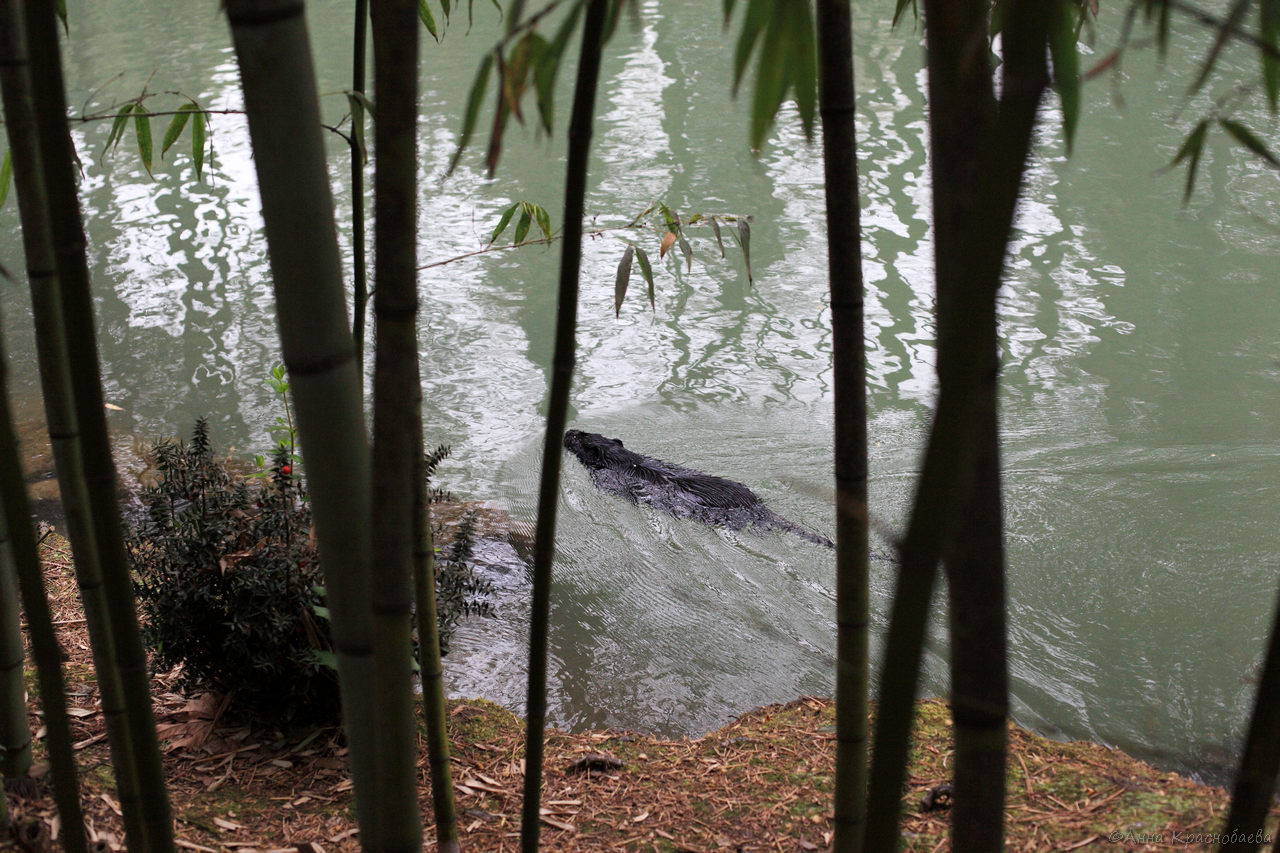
[1,0,1278,783]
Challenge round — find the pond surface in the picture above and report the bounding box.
[2,0,1278,783]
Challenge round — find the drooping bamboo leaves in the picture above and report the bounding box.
[635,246,655,310]
[1263,0,1280,110]
[521,2,609,850]
[733,218,753,285]
[726,0,817,149]
[224,0,379,844]
[419,0,439,39]
[1191,0,1249,94]
[160,102,196,158]
[1219,117,1280,166]
[614,244,633,317]
[1049,0,1081,154]
[133,105,152,174]
[709,217,725,258]
[447,49,494,175]
[0,150,11,208]
[1168,118,1209,203]
[191,109,206,180]
[101,102,134,162]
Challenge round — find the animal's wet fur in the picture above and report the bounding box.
[563,429,833,548]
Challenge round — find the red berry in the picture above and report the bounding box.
[281,465,292,475]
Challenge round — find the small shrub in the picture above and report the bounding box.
[129,419,335,723]
[130,423,496,723]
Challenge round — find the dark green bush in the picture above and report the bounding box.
[130,422,493,725]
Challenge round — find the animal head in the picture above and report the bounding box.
[564,429,627,467]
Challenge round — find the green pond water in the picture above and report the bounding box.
[1,0,1278,783]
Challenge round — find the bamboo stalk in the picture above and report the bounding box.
[0,404,87,853]
[368,0,425,848]
[863,0,1048,846]
[520,2,609,851]
[0,514,32,781]
[414,413,460,853]
[1221,583,1280,851]
[814,2,870,850]
[223,0,380,844]
[7,2,164,848]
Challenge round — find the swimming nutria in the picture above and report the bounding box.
[563,429,834,548]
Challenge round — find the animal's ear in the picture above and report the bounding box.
[612,438,624,447]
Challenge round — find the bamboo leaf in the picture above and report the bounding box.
[1168,120,1209,203]
[710,217,726,258]
[191,110,206,181]
[891,0,917,28]
[1049,0,1081,155]
[447,51,495,176]
[784,0,817,139]
[488,202,519,245]
[659,231,676,259]
[419,0,440,41]
[0,151,10,210]
[677,232,693,272]
[102,102,134,162]
[1191,0,1249,94]
[659,203,678,233]
[513,207,531,244]
[614,245,634,318]
[1263,0,1280,111]
[1220,118,1280,166]
[635,247,655,312]
[534,2,584,133]
[55,0,67,31]
[532,202,552,242]
[485,52,511,175]
[161,103,197,158]
[737,219,753,285]
[134,107,153,175]
[504,32,539,123]
[731,0,771,96]
[750,8,793,149]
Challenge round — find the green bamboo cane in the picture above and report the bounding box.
[0,17,94,853]
[1220,583,1280,852]
[20,3,175,849]
[863,0,1049,845]
[413,403,460,853]
[814,2,870,850]
[368,0,424,848]
[0,409,87,852]
[223,0,380,844]
[520,2,608,850]
[942,3,1049,848]
[0,516,31,781]
[2,3,155,847]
